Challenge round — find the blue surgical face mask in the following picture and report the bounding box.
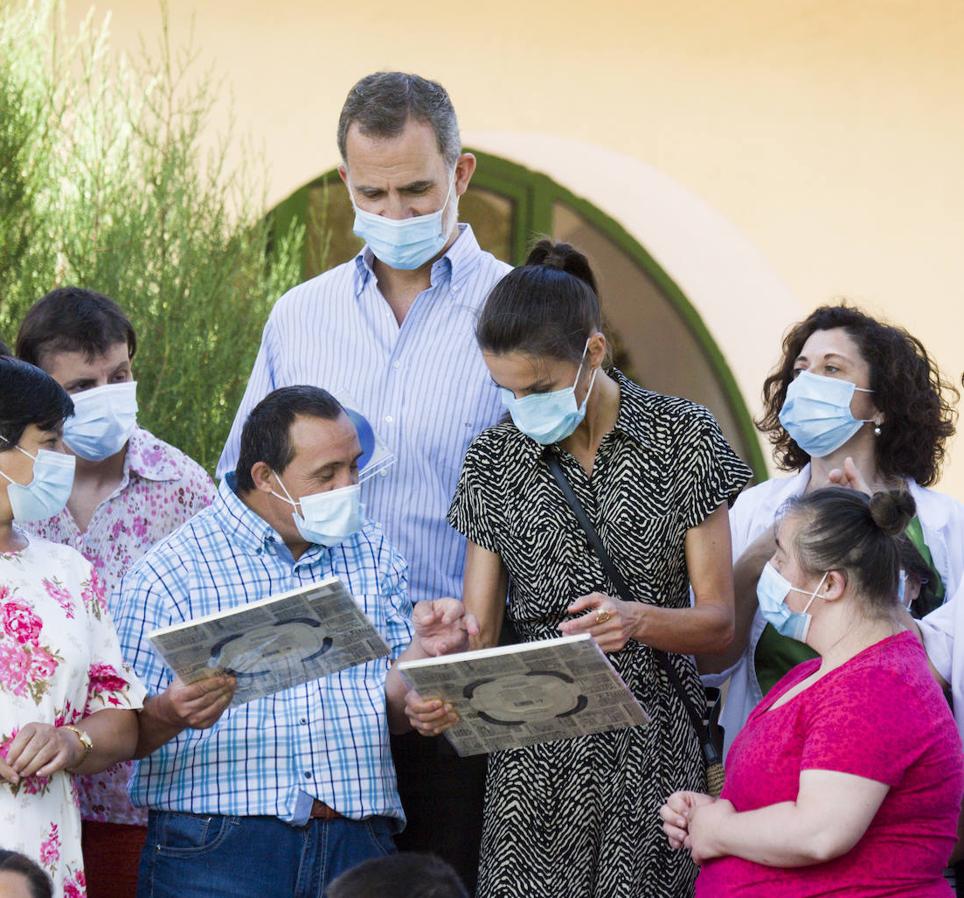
[778,370,876,458]
[757,562,829,643]
[0,439,75,522]
[63,381,138,461]
[271,474,364,547]
[500,342,599,445]
[350,176,455,271]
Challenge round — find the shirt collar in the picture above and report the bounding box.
[213,472,287,554]
[609,369,654,449]
[907,479,949,529]
[352,223,483,297]
[124,427,182,483]
[765,465,812,514]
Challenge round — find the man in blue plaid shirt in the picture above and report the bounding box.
[113,386,476,898]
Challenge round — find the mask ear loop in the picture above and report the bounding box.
[0,434,35,486]
[574,336,602,410]
[801,570,831,615]
[269,471,300,513]
[850,384,879,426]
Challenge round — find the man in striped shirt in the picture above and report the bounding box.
[115,387,477,897]
[217,72,511,886]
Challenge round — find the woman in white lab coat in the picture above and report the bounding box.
[700,304,964,757]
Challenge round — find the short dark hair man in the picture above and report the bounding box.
[15,287,216,896]
[116,386,477,898]
[217,70,509,889]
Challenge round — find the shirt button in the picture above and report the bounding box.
[393,362,401,370]
[384,415,394,424]
[304,772,312,780]
[300,718,307,725]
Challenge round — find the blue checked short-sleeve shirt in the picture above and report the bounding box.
[112,475,414,825]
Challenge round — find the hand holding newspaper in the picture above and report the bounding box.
[147,577,390,705]
[399,634,649,756]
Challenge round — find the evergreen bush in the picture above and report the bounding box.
[0,2,307,473]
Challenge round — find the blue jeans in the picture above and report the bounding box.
[136,811,397,898]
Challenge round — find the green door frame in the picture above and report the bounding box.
[267,151,767,478]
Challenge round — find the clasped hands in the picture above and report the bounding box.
[660,790,735,864]
[405,592,637,737]
[0,723,88,787]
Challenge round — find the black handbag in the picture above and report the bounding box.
[544,449,726,797]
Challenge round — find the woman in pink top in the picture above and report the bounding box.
[661,487,963,897]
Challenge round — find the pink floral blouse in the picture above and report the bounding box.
[0,535,146,898]
[23,427,214,825]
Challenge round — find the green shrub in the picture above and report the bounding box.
[0,2,307,473]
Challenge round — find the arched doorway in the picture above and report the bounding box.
[269,151,767,478]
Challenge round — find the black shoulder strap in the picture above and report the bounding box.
[543,449,721,767]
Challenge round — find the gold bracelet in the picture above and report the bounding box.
[61,725,93,771]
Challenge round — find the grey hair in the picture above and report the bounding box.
[337,72,461,168]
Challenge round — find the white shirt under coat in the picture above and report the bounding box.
[920,581,964,746]
[705,463,964,758]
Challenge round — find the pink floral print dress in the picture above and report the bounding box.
[0,533,146,898]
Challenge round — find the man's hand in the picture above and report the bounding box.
[659,790,716,850]
[404,689,460,737]
[2,723,85,780]
[559,592,643,652]
[413,599,479,657]
[160,674,237,729]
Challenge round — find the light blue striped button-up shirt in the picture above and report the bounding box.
[112,475,414,824]
[217,225,511,601]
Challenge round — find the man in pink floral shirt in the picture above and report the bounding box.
[15,288,215,898]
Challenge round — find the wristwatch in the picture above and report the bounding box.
[62,725,94,770]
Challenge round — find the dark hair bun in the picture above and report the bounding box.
[525,240,598,295]
[869,489,916,537]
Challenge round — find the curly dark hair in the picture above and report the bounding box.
[758,305,958,486]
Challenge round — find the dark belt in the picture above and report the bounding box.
[309,800,342,820]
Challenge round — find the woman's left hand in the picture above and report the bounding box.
[559,592,643,652]
[686,797,736,864]
[3,722,85,780]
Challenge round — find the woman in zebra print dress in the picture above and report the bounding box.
[407,241,752,897]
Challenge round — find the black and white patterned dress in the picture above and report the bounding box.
[448,370,751,898]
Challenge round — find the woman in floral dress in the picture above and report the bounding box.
[0,357,145,898]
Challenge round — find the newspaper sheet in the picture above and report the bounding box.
[147,577,390,706]
[398,634,649,756]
